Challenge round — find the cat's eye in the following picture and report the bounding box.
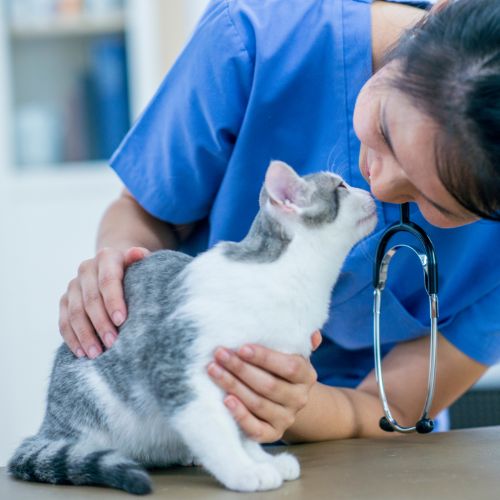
[337,181,348,189]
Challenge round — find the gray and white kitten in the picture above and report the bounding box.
[8,161,377,494]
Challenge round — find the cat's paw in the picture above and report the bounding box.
[223,463,283,492]
[273,452,300,481]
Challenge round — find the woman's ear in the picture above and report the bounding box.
[264,161,310,214]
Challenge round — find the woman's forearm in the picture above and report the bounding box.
[283,382,405,443]
[96,190,181,253]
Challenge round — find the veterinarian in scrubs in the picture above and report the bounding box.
[59,0,500,442]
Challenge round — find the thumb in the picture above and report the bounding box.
[311,330,323,352]
[124,246,151,267]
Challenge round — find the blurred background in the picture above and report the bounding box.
[0,0,208,466]
[0,0,499,467]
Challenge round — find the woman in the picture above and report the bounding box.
[59,0,500,442]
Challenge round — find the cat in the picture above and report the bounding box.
[8,160,377,494]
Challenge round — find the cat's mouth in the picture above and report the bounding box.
[357,210,377,227]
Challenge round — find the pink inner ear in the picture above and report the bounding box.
[269,196,295,212]
[265,161,307,207]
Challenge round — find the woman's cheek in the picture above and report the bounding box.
[416,203,466,229]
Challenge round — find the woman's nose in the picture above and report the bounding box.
[369,151,415,201]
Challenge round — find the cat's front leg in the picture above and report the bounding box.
[171,395,283,492]
[243,438,300,481]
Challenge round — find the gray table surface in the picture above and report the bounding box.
[2,426,500,499]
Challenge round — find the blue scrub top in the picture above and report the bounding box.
[111,0,500,390]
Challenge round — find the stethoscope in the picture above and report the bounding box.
[373,202,439,433]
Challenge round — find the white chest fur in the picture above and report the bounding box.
[176,227,348,365]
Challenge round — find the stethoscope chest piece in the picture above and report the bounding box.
[373,203,439,434]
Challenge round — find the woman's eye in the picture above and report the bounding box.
[378,126,388,145]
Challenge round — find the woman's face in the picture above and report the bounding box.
[353,63,478,228]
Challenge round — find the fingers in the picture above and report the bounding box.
[95,248,128,327]
[213,348,303,407]
[311,330,323,351]
[62,278,103,359]
[224,395,281,443]
[58,292,85,358]
[207,361,292,443]
[124,246,151,266]
[58,246,150,358]
[237,344,317,385]
[79,262,118,349]
[207,346,317,442]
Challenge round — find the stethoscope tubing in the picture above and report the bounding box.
[372,203,439,434]
[374,287,438,433]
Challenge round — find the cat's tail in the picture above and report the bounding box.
[7,434,152,495]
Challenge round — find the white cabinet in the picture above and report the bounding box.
[0,0,207,466]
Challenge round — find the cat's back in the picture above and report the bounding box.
[124,249,193,312]
[88,248,195,382]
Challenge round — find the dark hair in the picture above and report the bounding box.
[386,0,500,221]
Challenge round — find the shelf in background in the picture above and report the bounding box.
[0,160,122,201]
[9,12,126,39]
[0,161,121,198]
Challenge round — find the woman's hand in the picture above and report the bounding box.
[207,331,322,443]
[59,246,150,358]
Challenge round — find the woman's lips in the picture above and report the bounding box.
[362,155,371,180]
[364,148,374,180]
[359,145,372,182]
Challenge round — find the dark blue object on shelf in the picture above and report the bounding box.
[89,35,130,160]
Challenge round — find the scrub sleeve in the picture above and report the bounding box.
[110,0,252,225]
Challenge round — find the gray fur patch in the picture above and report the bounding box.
[38,346,107,440]
[301,173,344,227]
[93,250,197,413]
[223,172,345,263]
[222,209,291,263]
[10,249,197,488]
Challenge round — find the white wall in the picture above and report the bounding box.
[0,171,122,466]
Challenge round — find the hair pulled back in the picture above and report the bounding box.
[387,0,500,220]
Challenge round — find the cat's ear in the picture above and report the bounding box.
[264,161,310,214]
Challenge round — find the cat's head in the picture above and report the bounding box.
[260,160,377,247]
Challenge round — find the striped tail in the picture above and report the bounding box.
[8,435,152,495]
